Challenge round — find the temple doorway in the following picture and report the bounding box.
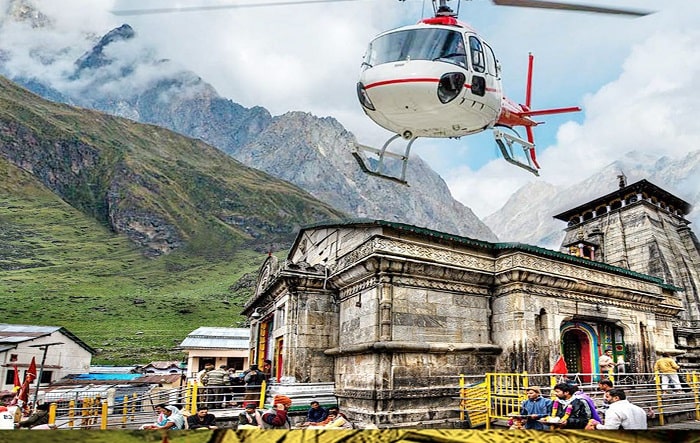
[561,325,594,382]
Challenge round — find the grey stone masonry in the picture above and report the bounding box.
[555,179,700,368]
[245,219,682,428]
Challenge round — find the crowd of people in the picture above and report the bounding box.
[238,394,294,429]
[196,360,272,409]
[145,357,661,432]
[7,353,683,431]
[511,378,649,431]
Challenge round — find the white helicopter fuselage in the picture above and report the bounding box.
[357,20,503,139]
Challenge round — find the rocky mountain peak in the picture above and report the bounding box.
[4,0,51,28]
[74,24,135,72]
[0,7,498,245]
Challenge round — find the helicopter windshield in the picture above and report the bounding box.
[364,28,467,68]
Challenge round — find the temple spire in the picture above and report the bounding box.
[617,172,627,188]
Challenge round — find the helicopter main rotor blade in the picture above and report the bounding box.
[492,0,652,17]
[112,0,361,16]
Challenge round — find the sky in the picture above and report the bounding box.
[1,0,698,218]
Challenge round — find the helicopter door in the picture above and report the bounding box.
[466,35,500,122]
[467,35,486,97]
[481,41,502,116]
[482,41,499,80]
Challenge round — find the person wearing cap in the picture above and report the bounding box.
[261,395,292,429]
[196,363,215,408]
[238,403,263,429]
[519,386,552,430]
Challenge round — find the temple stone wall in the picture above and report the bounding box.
[248,219,683,427]
[556,180,700,368]
[560,200,700,325]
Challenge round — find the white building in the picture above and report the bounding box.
[179,327,250,378]
[0,324,95,393]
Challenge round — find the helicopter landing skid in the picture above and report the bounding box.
[352,134,417,185]
[493,129,540,176]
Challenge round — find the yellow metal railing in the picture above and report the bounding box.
[459,370,700,429]
[459,375,488,428]
[486,372,528,429]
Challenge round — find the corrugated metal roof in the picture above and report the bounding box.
[0,324,60,334]
[179,337,249,349]
[137,374,182,384]
[143,361,180,370]
[90,366,139,374]
[179,327,250,349]
[187,327,250,338]
[73,373,142,381]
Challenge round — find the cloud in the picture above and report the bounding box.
[447,3,700,217]
[2,0,698,222]
[111,0,397,116]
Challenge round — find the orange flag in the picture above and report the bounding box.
[551,356,568,375]
[11,357,37,407]
[11,365,20,392]
[26,357,37,383]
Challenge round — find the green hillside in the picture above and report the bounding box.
[0,76,345,364]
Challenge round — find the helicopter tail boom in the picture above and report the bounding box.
[519,106,582,118]
[491,51,581,175]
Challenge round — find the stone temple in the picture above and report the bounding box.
[244,177,699,427]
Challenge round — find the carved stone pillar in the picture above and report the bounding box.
[379,274,393,341]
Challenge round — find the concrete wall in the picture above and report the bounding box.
[0,331,92,392]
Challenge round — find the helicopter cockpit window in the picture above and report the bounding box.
[364,29,467,69]
[483,41,497,77]
[468,36,485,73]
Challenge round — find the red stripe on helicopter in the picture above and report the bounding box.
[365,78,438,89]
[365,78,499,93]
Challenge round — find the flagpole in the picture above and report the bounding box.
[29,342,63,409]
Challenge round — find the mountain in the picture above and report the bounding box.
[0,74,345,362]
[485,151,700,249]
[0,75,345,257]
[0,1,497,243]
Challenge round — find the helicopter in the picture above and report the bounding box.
[113,0,652,184]
[353,0,651,183]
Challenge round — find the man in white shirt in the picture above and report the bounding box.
[587,388,647,430]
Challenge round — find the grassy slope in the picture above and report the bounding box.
[0,78,343,364]
[0,76,343,254]
[1,156,265,364]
